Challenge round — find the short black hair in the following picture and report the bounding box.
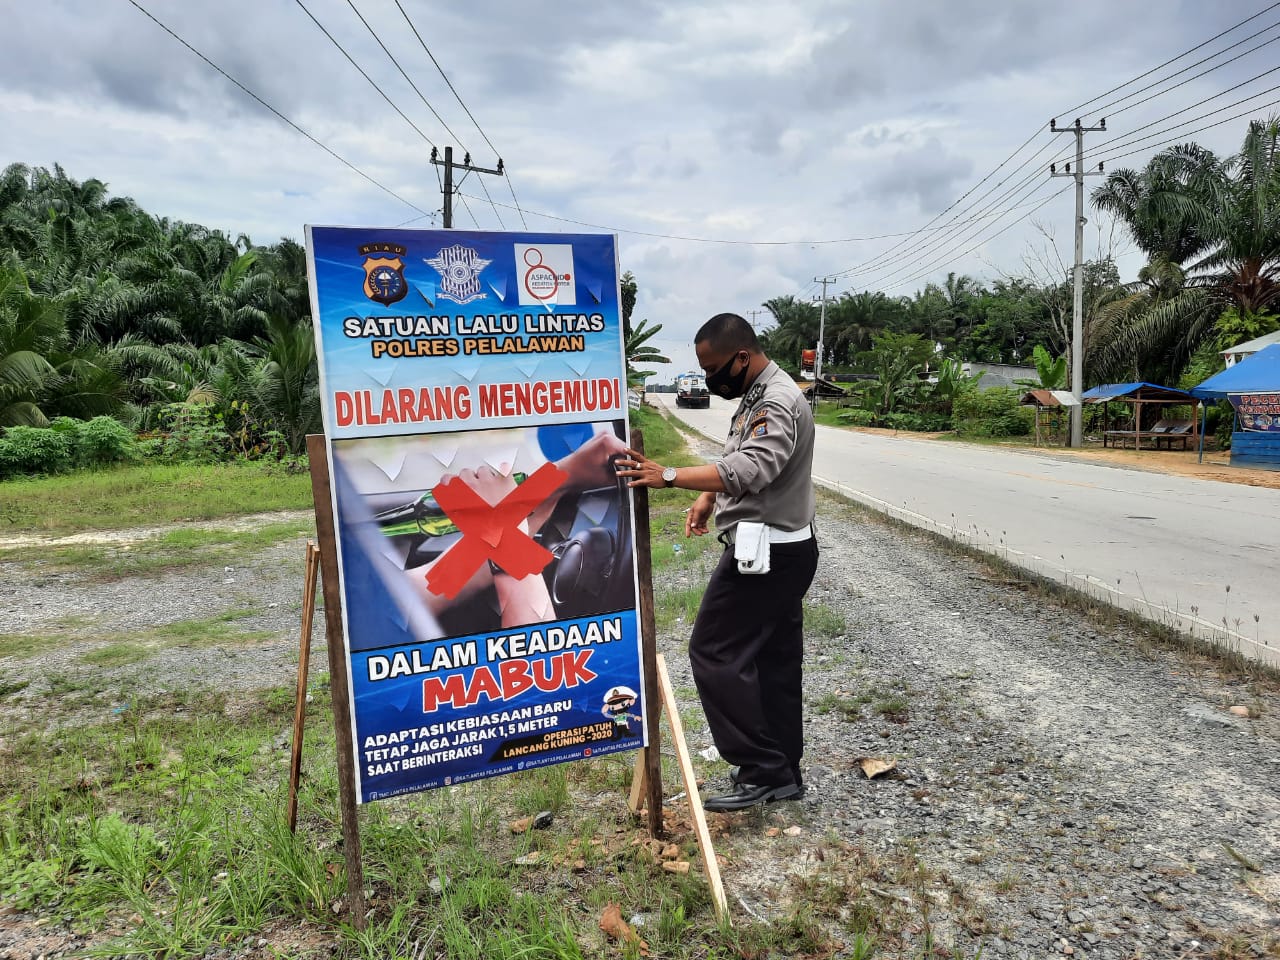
[694,312,760,354]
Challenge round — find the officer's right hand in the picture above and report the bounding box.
[685,492,714,538]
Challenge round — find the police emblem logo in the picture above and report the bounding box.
[358,242,409,306]
[425,243,491,304]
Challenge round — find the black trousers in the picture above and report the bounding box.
[689,537,819,788]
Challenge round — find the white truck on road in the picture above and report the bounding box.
[675,372,710,408]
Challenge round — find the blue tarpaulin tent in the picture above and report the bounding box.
[1082,382,1197,402]
[1081,382,1199,449]
[1191,343,1280,467]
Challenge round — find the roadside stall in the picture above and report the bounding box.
[1081,382,1201,450]
[1190,342,1280,469]
[1018,389,1079,446]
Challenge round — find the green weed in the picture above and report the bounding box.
[805,601,847,639]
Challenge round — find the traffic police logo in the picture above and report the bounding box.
[358,242,410,306]
[425,243,491,304]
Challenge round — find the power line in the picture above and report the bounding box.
[1096,93,1280,166]
[828,127,1052,281]
[838,140,1067,287]
[1057,1,1280,117]
[1080,18,1280,120]
[1091,74,1280,158]
[855,177,1062,290]
[452,188,1073,245]
[888,186,1072,291]
[292,0,440,151]
[341,0,504,227]
[340,0,465,148]
[394,0,529,229]
[121,0,435,220]
[847,64,1280,290]
[833,5,1280,289]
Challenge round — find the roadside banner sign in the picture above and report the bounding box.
[305,226,645,803]
[1229,392,1280,431]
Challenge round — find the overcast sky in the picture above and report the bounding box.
[5,0,1279,374]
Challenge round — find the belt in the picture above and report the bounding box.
[722,523,813,545]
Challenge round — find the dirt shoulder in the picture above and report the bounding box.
[2,487,1278,957]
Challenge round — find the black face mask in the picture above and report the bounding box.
[706,352,749,399]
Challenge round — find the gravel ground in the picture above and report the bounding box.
[3,480,1279,957]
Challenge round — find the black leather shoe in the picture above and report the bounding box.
[703,781,801,812]
[730,765,805,796]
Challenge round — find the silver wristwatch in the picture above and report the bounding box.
[662,466,677,487]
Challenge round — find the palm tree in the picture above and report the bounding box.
[1091,117,1280,382]
[625,317,670,388]
[757,295,819,368]
[0,255,64,425]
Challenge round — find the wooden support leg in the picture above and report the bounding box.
[286,540,321,833]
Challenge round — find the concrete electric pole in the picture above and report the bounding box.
[430,147,505,228]
[1049,118,1105,448]
[810,277,835,412]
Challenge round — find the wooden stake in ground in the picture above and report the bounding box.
[305,434,367,931]
[625,429,664,837]
[286,540,322,833]
[656,653,729,922]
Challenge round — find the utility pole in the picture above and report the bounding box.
[810,277,835,412]
[1049,118,1105,448]
[430,147,505,228]
[747,309,765,330]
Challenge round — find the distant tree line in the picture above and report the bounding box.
[3,114,1276,461]
[759,115,1280,394]
[1,162,317,452]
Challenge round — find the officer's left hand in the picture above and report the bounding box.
[614,448,666,488]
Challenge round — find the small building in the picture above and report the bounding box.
[1193,343,1280,470]
[1221,330,1280,368]
[962,362,1037,390]
[795,376,847,400]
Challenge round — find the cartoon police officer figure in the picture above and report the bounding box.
[602,685,640,739]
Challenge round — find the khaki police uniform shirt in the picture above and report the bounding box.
[713,360,816,535]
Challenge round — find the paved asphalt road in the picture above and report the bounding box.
[649,391,1280,666]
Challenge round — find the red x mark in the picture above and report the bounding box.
[424,462,567,600]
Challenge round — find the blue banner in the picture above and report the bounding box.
[1231,392,1280,432]
[305,227,644,804]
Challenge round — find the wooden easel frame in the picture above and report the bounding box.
[628,654,730,922]
[287,429,728,930]
[286,540,321,833]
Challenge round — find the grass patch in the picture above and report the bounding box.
[81,642,152,668]
[805,601,846,639]
[0,633,46,659]
[0,686,844,960]
[0,460,313,536]
[4,610,274,667]
[0,520,314,580]
[656,584,708,632]
[630,405,702,467]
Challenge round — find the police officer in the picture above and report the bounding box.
[617,312,817,812]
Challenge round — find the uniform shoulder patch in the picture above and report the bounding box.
[749,411,768,438]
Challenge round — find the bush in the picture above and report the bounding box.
[77,416,138,466]
[953,388,1034,438]
[836,408,875,427]
[0,427,75,477]
[880,411,952,432]
[157,402,234,463]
